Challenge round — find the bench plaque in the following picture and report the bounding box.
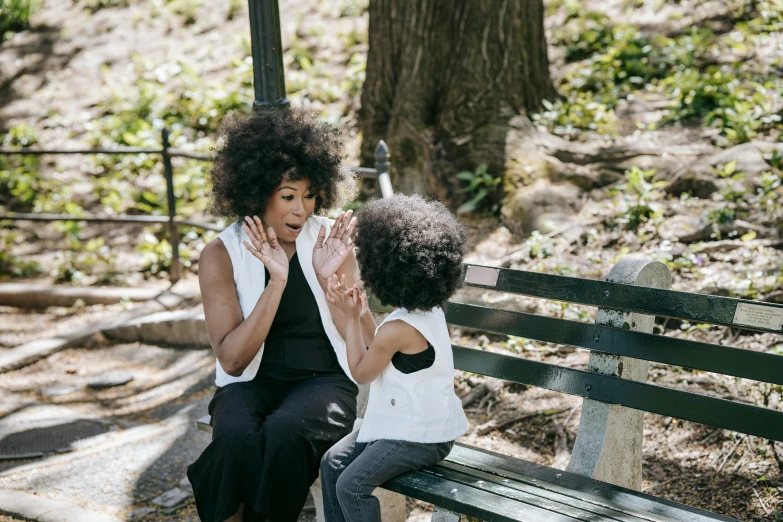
[464,266,499,287]
[732,302,783,331]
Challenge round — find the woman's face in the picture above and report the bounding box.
[261,178,317,244]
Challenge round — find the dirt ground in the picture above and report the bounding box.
[2,0,783,520]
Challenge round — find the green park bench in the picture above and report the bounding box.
[197,255,783,521]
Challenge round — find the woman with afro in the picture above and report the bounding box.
[187,109,376,522]
[319,194,469,522]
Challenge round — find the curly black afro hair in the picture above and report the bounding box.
[209,109,355,220]
[355,193,466,312]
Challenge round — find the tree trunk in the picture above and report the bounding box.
[359,0,555,206]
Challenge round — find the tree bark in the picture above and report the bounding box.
[359,0,555,206]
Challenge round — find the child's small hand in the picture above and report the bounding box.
[358,283,370,317]
[326,274,363,318]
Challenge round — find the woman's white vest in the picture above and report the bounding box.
[214,215,354,387]
[357,307,469,443]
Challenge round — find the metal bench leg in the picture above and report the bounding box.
[375,489,406,522]
[432,507,461,522]
[310,478,326,522]
[310,477,405,522]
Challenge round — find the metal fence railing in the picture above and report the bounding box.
[0,128,393,283]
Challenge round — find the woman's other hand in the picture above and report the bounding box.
[313,210,357,281]
[326,274,362,319]
[242,216,289,283]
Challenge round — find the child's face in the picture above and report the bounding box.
[262,178,317,244]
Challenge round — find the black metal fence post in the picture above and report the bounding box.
[374,140,393,199]
[161,128,181,284]
[247,0,289,110]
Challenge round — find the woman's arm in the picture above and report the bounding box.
[318,248,361,339]
[199,239,286,377]
[312,211,358,340]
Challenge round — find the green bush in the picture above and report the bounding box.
[540,4,783,143]
[0,0,39,40]
[456,164,502,215]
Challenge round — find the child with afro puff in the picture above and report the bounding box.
[319,193,469,522]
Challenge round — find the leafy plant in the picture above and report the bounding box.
[80,0,129,13]
[226,0,242,20]
[456,164,502,215]
[0,230,41,278]
[526,230,554,259]
[1,0,39,40]
[339,0,367,17]
[166,0,202,25]
[610,167,665,229]
[50,238,119,284]
[704,204,738,225]
[533,94,616,139]
[0,124,43,209]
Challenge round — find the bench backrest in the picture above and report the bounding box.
[368,256,783,489]
[446,261,783,443]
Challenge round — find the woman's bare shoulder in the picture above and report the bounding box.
[200,238,233,276]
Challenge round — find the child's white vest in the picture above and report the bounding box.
[357,307,468,443]
[214,216,355,387]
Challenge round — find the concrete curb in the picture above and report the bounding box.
[0,488,124,522]
[103,308,210,347]
[0,283,168,308]
[0,294,190,373]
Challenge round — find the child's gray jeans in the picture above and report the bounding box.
[320,429,454,522]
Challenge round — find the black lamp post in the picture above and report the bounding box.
[247,0,289,110]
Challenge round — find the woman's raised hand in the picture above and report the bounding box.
[242,216,289,283]
[313,210,357,281]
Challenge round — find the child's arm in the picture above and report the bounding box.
[327,275,402,384]
[358,288,377,345]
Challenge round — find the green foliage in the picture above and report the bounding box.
[166,0,202,25]
[0,124,43,210]
[50,237,120,284]
[342,52,366,100]
[704,204,738,225]
[539,3,783,144]
[80,0,129,13]
[0,231,41,278]
[339,0,367,17]
[533,94,616,139]
[553,11,617,63]
[713,161,750,203]
[609,167,665,230]
[526,230,554,259]
[0,0,39,40]
[136,232,194,277]
[456,164,502,215]
[226,0,242,20]
[660,68,782,144]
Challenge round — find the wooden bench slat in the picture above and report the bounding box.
[384,469,588,522]
[446,302,783,385]
[453,345,783,442]
[426,463,661,522]
[463,264,783,334]
[442,444,737,522]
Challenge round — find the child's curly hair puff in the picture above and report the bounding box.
[355,193,466,312]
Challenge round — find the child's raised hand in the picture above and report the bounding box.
[326,274,344,306]
[357,283,370,317]
[326,274,362,318]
